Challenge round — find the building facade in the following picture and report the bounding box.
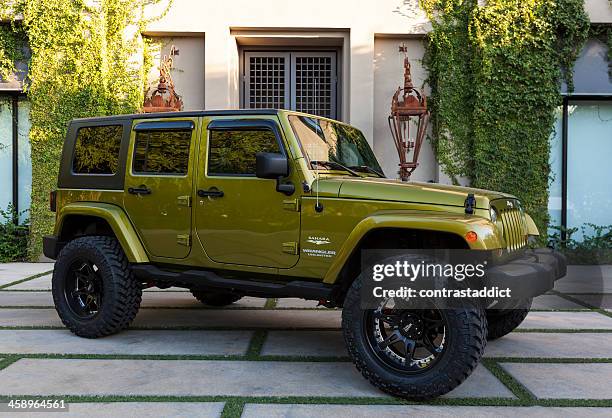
[1,0,611,235]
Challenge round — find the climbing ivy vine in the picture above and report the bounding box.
[0,0,170,258]
[0,22,25,81]
[421,0,590,236]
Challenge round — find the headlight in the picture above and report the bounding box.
[489,206,498,223]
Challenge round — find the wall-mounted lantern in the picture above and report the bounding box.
[143,45,184,113]
[388,43,429,181]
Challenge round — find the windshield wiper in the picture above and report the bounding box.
[348,165,385,178]
[310,160,361,177]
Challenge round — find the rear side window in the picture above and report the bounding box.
[208,130,280,175]
[132,129,192,175]
[72,125,123,174]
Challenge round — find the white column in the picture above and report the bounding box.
[349,28,375,144]
[204,27,239,109]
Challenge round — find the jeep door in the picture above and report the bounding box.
[195,117,300,268]
[123,118,199,259]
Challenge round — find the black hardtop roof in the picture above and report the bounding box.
[71,109,280,123]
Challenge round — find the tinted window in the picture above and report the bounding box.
[73,125,123,174]
[208,129,280,175]
[288,115,382,174]
[133,129,192,175]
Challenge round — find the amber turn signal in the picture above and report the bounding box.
[465,231,478,243]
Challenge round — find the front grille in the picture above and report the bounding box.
[499,207,528,251]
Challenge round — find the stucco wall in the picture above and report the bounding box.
[142,0,612,184]
[146,36,205,110]
[144,0,431,140]
[373,36,437,181]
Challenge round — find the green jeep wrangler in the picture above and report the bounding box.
[43,109,565,399]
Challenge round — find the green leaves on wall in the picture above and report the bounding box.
[421,0,590,237]
[0,0,170,258]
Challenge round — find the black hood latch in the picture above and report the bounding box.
[464,193,476,215]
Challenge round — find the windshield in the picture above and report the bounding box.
[288,115,384,176]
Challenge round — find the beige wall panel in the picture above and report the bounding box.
[373,37,437,182]
[146,36,205,110]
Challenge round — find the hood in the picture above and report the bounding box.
[328,177,515,209]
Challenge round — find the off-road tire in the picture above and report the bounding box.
[190,290,242,307]
[52,236,142,338]
[342,277,487,400]
[486,299,532,340]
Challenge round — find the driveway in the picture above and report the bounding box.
[0,263,611,417]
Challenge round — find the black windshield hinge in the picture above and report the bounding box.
[464,193,476,215]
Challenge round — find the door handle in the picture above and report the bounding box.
[198,188,224,198]
[128,185,152,195]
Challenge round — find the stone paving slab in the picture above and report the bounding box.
[0,402,225,418]
[140,295,267,308]
[2,309,610,330]
[0,359,384,397]
[485,332,612,358]
[263,330,612,359]
[0,359,513,399]
[554,265,612,293]
[519,311,612,329]
[0,329,252,356]
[276,298,325,309]
[531,294,583,310]
[564,293,612,310]
[0,263,53,287]
[0,292,53,306]
[501,362,612,399]
[263,331,346,357]
[0,291,266,308]
[3,274,52,290]
[0,308,343,329]
[242,404,612,418]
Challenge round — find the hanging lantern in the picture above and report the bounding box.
[388,43,429,181]
[143,45,184,113]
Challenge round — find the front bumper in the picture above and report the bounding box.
[43,235,62,260]
[486,248,566,307]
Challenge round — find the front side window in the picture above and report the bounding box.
[73,125,123,174]
[132,129,192,175]
[208,129,280,175]
[288,115,383,175]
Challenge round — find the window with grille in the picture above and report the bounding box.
[244,51,337,119]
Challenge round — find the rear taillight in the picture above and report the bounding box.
[49,190,57,212]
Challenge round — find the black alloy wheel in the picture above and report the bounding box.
[365,304,447,373]
[64,259,104,319]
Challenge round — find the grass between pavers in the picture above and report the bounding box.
[1,352,612,407]
[0,394,610,408]
[245,331,267,359]
[0,304,593,312]
[552,291,612,320]
[0,355,19,371]
[263,298,277,309]
[221,399,245,418]
[2,325,612,333]
[1,296,612,408]
[0,270,54,290]
[481,358,535,401]
[1,352,609,364]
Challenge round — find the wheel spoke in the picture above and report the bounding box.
[422,311,445,331]
[373,309,402,326]
[378,330,403,349]
[422,333,442,355]
[403,338,417,362]
[71,288,88,298]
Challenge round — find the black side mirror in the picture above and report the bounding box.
[256,152,288,178]
[256,152,294,196]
